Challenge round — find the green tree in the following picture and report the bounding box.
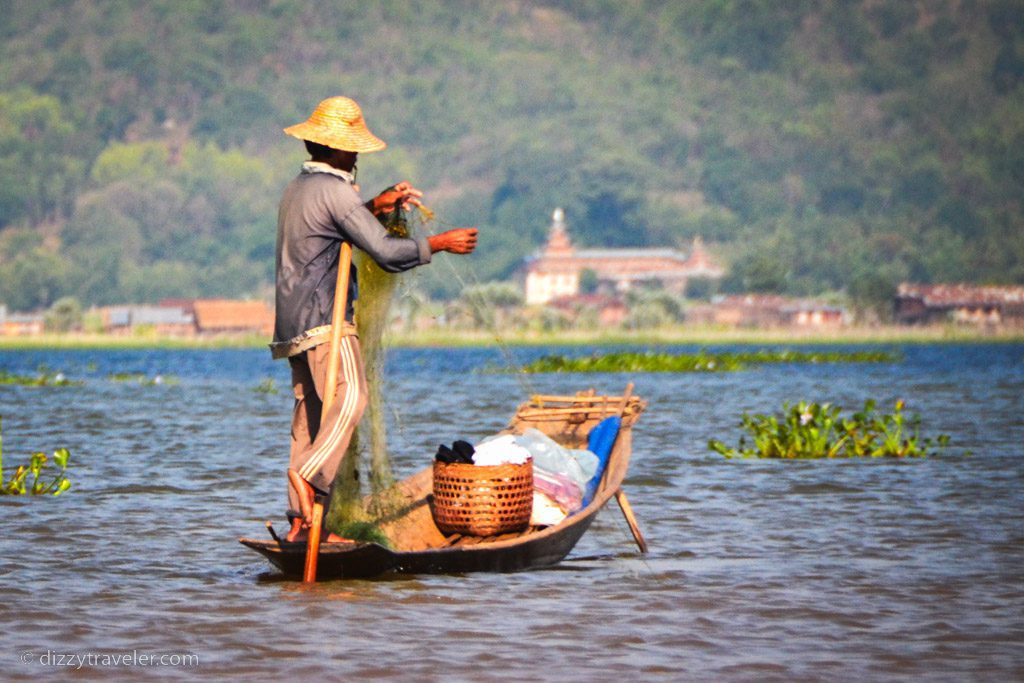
[44,296,82,332]
[458,281,524,327]
[848,265,903,322]
[0,0,1021,310]
[681,0,808,70]
[0,248,65,311]
[625,288,685,327]
[90,142,171,186]
[0,89,86,227]
[579,268,599,294]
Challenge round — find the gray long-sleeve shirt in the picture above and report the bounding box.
[272,162,431,352]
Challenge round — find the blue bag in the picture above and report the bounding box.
[581,416,621,507]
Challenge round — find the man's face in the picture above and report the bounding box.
[328,149,358,172]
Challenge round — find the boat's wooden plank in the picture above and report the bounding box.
[529,395,613,403]
[454,536,485,546]
[516,408,620,418]
[520,398,644,411]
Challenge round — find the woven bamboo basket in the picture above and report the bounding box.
[432,460,533,537]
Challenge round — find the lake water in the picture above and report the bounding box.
[1,343,1022,681]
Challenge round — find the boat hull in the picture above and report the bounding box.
[240,506,598,578]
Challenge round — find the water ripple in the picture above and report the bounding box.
[1,344,1022,679]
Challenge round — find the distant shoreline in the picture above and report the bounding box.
[1,324,1022,350]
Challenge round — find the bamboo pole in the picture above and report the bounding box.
[612,383,647,553]
[302,241,353,583]
[615,489,648,553]
[303,498,325,580]
[322,242,353,417]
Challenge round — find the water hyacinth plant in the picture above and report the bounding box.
[0,417,72,495]
[0,368,81,386]
[254,377,278,394]
[709,400,951,459]
[518,349,898,373]
[107,373,178,386]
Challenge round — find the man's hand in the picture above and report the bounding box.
[371,181,423,216]
[428,228,478,255]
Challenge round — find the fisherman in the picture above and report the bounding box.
[271,96,477,542]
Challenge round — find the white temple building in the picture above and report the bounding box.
[522,209,725,305]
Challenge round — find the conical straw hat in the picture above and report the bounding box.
[283,96,386,153]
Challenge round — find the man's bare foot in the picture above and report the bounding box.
[284,517,354,544]
[286,516,305,542]
[324,533,355,544]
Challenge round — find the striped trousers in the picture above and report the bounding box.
[286,335,368,517]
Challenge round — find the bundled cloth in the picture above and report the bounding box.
[470,434,532,466]
[531,491,568,526]
[435,439,476,464]
[533,467,583,515]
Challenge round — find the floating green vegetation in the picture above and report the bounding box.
[709,400,953,459]
[518,349,899,373]
[107,372,178,386]
[254,377,278,394]
[0,417,72,495]
[0,368,81,386]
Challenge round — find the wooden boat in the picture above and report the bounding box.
[240,390,646,579]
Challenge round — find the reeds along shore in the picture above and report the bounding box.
[0,324,1022,350]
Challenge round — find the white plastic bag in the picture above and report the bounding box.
[512,428,598,490]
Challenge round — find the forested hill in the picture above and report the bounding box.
[1,0,1022,311]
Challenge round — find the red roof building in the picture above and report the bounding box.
[191,299,274,336]
[688,295,847,328]
[0,306,44,336]
[547,294,629,327]
[894,283,1024,326]
[99,304,195,336]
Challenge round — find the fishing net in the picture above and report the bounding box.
[325,199,435,542]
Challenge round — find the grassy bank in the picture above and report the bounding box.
[0,324,1021,351]
[385,324,1024,348]
[0,332,269,350]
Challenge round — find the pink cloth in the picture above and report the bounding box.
[533,466,583,513]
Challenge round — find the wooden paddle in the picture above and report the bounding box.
[302,240,354,583]
[614,383,648,553]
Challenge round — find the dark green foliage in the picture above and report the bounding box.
[0,0,1021,311]
[579,268,599,294]
[681,0,809,70]
[684,276,718,301]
